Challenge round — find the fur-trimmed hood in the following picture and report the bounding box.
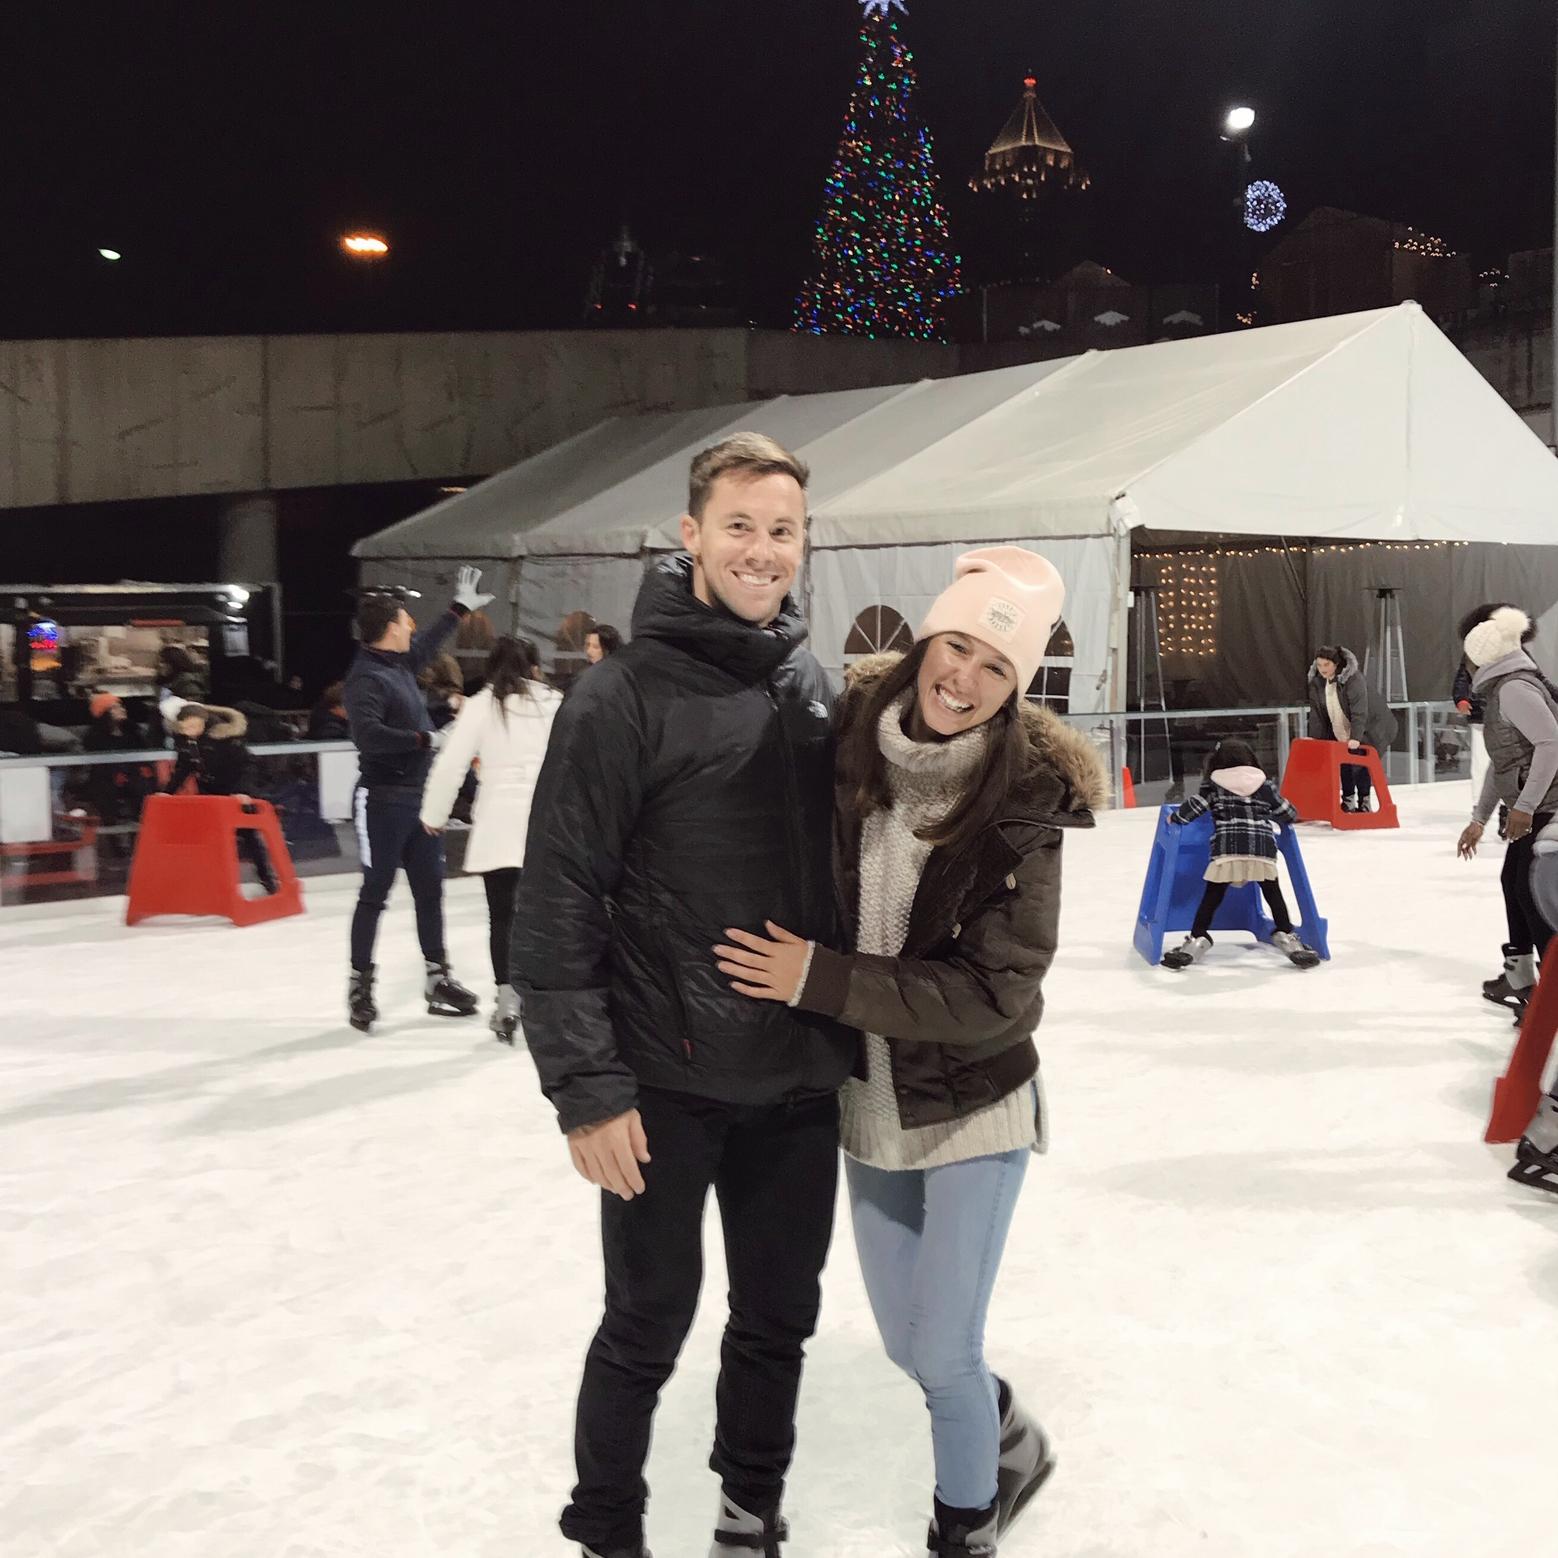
[842,652,1108,823]
[200,705,248,741]
[1308,647,1361,686]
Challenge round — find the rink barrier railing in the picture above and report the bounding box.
[0,706,1470,901]
[1051,701,1468,809]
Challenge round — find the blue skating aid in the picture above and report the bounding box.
[1133,804,1330,966]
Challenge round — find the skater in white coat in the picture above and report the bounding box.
[421,636,562,1042]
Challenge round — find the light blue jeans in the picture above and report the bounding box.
[845,1146,1029,1509]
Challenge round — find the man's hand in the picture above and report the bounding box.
[568,1109,651,1200]
[1507,808,1534,842]
[1456,700,1473,716]
[715,921,810,1003]
[1458,820,1485,859]
[422,822,443,836]
[454,564,495,613]
[1347,739,1362,751]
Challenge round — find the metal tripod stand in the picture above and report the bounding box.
[1364,586,1408,701]
[1128,585,1173,787]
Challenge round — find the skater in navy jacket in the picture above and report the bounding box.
[1161,738,1320,970]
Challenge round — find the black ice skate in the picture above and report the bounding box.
[1509,1136,1558,1196]
[348,965,378,1033]
[995,1377,1055,1535]
[927,1495,998,1558]
[1270,930,1321,969]
[710,1492,788,1556]
[1484,945,1536,1013]
[424,960,478,1018]
[1161,934,1212,969]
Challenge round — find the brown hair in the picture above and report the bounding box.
[687,432,809,519]
[486,635,543,722]
[836,642,1030,853]
[418,653,463,696]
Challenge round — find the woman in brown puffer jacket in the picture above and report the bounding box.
[715,547,1105,1558]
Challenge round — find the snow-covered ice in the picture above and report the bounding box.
[2,780,1554,1557]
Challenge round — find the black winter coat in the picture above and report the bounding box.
[343,608,461,792]
[1452,661,1485,724]
[166,707,253,795]
[794,655,1106,1130]
[1305,648,1398,752]
[512,555,856,1134]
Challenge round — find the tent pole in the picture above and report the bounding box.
[1109,522,1131,713]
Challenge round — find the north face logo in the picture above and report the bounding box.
[980,597,1022,639]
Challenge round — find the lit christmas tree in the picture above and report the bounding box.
[794,0,962,341]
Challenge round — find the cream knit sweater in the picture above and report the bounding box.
[839,695,1040,1171]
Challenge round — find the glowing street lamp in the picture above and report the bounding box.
[98,247,122,262]
[340,232,389,259]
[1223,105,1256,136]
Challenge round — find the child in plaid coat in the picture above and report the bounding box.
[1161,738,1319,969]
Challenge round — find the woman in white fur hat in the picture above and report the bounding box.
[1455,602,1558,1196]
[714,546,1107,1558]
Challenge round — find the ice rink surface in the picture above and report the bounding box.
[3,779,1554,1557]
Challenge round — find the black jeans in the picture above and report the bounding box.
[1503,809,1556,956]
[236,826,274,888]
[1337,741,1373,805]
[348,785,446,970]
[1191,877,1294,939]
[482,867,519,984]
[561,1086,840,1553]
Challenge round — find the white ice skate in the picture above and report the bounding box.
[1270,931,1321,969]
[1161,934,1212,970]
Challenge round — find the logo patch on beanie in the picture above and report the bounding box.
[980,596,1022,639]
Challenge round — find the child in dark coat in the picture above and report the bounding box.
[1162,738,1319,969]
[165,704,278,894]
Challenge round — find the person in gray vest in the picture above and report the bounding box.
[1457,604,1558,1023]
[1455,604,1558,1197]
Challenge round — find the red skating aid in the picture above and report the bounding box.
[125,795,303,928]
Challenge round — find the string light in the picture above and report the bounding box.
[793,0,961,342]
[1243,180,1286,233]
[1392,226,1452,257]
[1138,539,1469,656]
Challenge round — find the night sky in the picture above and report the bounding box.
[5,0,1555,340]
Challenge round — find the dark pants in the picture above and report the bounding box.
[236,826,274,888]
[1337,742,1373,805]
[561,1086,840,1553]
[349,785,446,970]
[482,867,519,984]
[1192,876,1294,938]
[1503,810,1556,957]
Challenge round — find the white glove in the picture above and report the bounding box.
[454,565,494,613]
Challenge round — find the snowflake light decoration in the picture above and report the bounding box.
[861,0,907,16]
[1244,179,1287,233]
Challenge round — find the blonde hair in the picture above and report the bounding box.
[687,432,809,519]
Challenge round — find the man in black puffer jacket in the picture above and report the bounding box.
[513,434,855,1558]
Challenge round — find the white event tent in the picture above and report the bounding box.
[357,303,1558,711]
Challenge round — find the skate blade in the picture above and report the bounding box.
[1000,1450,1057,1537]
[1508,1159,1558,1195]
[427,1005,478,1018]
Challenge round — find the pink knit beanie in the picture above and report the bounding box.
[917,546,1065,693]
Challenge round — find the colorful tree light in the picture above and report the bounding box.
[793,0,961,341]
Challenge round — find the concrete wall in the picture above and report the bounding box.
[5,319,1552,509]
[1454,317,1553,441]
[0,329,755,508]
